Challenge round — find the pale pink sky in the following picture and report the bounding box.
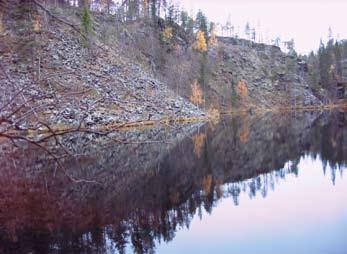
[156,156,347,253]
[178,0,347,53]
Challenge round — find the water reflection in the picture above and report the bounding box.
[158,156,347,254]
[0,110,346,254]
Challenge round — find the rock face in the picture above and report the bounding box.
[342,59,347,82]
[208,37,322,108]
[98,19,322,112]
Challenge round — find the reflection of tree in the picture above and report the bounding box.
[131,225,155,254]
[192,132,206,158]
[0,111,346,254]
[107,222,129,254]
[202,174,212,195]
[290,158,300,176]
[228,183,241,205]
[239,117,250,144]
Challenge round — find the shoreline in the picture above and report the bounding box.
[1,103,346,140]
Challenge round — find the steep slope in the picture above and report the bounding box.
[0,1,204,130]
[116,21,322,110]
[209,37,322,108]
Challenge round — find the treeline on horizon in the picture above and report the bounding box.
[67,0,215,40]
[63,0,296,50]
[65,1,347,99]
[305,37,347,97]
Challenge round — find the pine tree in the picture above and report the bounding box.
[286,39,296,55]
[150,0,157,19]
[318,40,330,88]
[273,37,281,47]
[186,16,195,36]
[307,51,321,91]
[328,26,333,41]
[180,10,188,31]
[166,3,175,24]
[251,28,256,42]
[195,10,208,40]
[334,41,342,77]
[245,22,250,40]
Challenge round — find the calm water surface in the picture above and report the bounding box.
[0,111,346,254]
[157,157,347,254]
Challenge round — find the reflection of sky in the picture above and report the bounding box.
[156,156,347,254]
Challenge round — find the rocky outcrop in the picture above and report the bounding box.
[123,23,323,110]
[207,37,322,108]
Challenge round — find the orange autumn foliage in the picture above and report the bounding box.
[190,79,204,105]
[239,121,250,144]
[202,174,213,195]
[162,27,173,42]
[192,132,206,158]
[33,14,41,32]
[215,178,224,198]
[236,80,249,100]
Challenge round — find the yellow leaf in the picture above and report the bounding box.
[193,30,207,52]
[162,27,173,42]
[236,80,249,100]
[190,79,204,105]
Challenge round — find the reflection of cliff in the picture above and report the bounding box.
[0,111,346,253]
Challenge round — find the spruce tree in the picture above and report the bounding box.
[195,10,208,40]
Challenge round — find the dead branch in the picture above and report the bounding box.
[32,0,87,40]
[0,132,101,185]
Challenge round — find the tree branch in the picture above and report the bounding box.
[31,0,87,40]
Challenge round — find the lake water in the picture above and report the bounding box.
[0,110,346,254]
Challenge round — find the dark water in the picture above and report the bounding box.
[0,111,346,254]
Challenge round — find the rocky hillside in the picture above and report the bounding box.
[0,1,204,131]
[209,37,322,108]
[119,21,322,110]
[0,0,326,134]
